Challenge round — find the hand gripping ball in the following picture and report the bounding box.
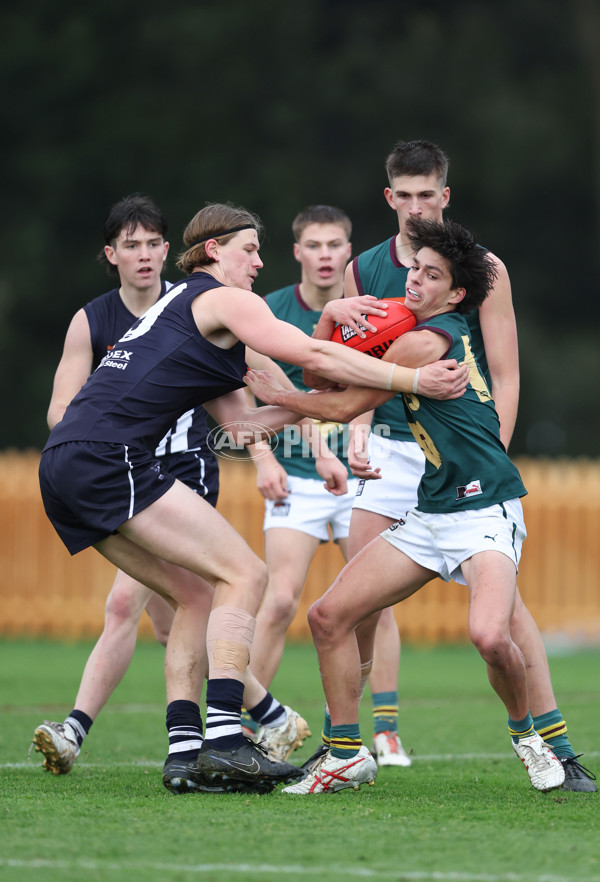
[330,298,416,358]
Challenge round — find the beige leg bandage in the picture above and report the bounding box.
[206,606,256,682]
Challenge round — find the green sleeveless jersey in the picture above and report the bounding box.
[353,238,488,441]
[262,285,351,480]
[401,312,526,513]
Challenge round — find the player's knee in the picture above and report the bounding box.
[470,624,511,664]
[308,596,339,644]
[237,557,268,610]
[104,585,141,626]
[261,586,299,629]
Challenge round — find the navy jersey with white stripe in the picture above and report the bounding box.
[46,272,245,455]
[83,281,213,460]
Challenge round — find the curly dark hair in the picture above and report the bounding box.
[405,217,498,313]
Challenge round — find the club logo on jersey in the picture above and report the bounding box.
[456,480,483,500]
[98,349,133,372]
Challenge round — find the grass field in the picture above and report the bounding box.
[1,638,598,882]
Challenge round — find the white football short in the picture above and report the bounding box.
[263,474,359,542]
[352,435,425,519]
[380,497,526,585]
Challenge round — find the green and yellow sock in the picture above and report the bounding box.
[372,690,399,735]
[240,707,258,736]
[508,713,535,744]
[330,723,362,760]
[320,707,332,748]
[533,708,575,759]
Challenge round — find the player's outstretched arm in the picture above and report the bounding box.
[200,286,419,395]
[203,387,303,446]
[245,328,468,424]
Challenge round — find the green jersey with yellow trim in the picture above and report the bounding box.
[262,285,351,480]
[352,238,488,442]
[401,311,526,513]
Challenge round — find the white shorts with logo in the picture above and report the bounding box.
[263,474,359,542]
[380,498,526,585]
[352,435,425,519]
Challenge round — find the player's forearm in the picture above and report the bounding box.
[492,382,520,451]
[305,342,417,396]
[302,315,338,389]
[265,385,391,425]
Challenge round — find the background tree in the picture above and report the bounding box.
[0,0,597,455]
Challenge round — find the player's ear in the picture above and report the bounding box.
[204,238,220,261]
[450,287,465,305]
[441,186,451,210]
[384,187,395,210]
[104,244,118,266]
[293,242,302,264]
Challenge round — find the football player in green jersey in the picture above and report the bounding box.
[301,140,595,791]
[245,218,570,795]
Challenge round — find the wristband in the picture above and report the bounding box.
[385,363,395,390]
[412,368,420,394]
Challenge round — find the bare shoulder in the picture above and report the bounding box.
[480,249,513,315]
[63,307,92,350]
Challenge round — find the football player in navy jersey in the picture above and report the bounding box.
[33,196,309,794]
[37,201,469,795]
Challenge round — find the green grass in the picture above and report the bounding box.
[1,639,598,882]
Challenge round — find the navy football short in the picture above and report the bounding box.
[159,449,219,508]
[39,441,177,555]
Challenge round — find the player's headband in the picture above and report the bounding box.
[187,224,256,247]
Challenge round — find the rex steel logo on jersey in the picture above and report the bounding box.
[98,349,133,371]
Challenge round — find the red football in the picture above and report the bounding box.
[330,298,417,358]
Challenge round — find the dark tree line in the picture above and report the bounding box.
[1,0,598,455]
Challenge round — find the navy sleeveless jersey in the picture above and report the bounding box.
[83,281,212,457]
[45,272,246,454]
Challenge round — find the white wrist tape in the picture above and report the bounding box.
[412,368,420,394]
[385,363,395,391]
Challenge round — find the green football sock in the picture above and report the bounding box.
[321,707,331,747]
[508,713,535,744]
[372,690,399,735]
[533,708,575,759]
[330,723,362,759]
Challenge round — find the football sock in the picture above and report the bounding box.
[372,690,399,735]
[64,709,93,748]
[204,678,245,749]
[240,707,259,735]
[533,708,575,759]
[247,692,286,729]
[508,713,535,744]
[321,707,332,747]
[330,723,362,759]
[166,700,203,761]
